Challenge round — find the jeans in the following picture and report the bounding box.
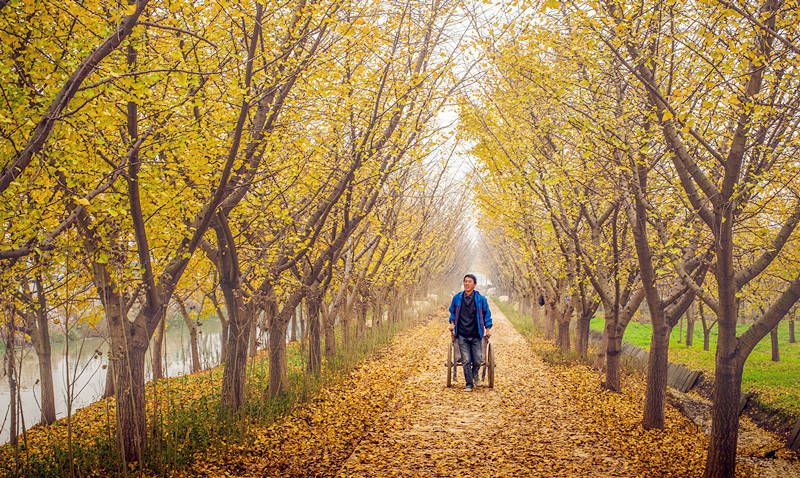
[457,335,483,386]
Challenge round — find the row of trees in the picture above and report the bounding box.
[460,1,800,477]
[0,0,469,467]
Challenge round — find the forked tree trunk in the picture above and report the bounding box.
[704,189,744,477]
[704,358,744,478]
[790,319,796,344]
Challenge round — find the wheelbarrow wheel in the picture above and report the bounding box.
[446,341,453,387]
[487,343,495,388]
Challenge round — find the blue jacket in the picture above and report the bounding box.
[449,290,492,338]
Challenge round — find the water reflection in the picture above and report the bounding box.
[0,318,223,444]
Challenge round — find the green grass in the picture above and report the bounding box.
[589,317,800,416]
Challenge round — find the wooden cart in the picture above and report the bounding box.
[446,333,494,388]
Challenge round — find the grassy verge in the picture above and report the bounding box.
[589,317,800,416]
[0,306,431,478]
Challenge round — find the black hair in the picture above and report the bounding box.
[463,273,477,284]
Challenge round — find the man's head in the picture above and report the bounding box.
[463,274,477,293]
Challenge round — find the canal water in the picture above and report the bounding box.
[0,317,224,444]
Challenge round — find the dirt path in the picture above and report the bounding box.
[182,302,798,477]
[336,303,632,477]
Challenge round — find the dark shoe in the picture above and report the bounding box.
[465,384,474,392]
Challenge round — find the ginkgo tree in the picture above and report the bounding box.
[1,0,467,470]
[463,1,800,478]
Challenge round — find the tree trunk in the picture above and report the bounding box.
[703,169,742,477]
[372,301,382,328]
[176,299,202,374]
[390,297,402,323]
[103,364,115,398]
[104,295,149,464]
[307,288,322,375]
[290,308,298,342]
[108,332,148,464]
[268,316,288,397]
[643,324,670,429]
[575,314,591,361]
[188,321,201,373]
[699,301,713,351]
[771,325,780,362]
[342,314,351,350]
[5,314,18,446]
[32,311,56,424]
[686,312,695,347]
[357,300,367,339]
[220,297,251,413]
[790,319,796,344]
[299,302,306,354]
[533,299,544,328]
[248,314,258,358]
[703,358,744,478]
[211,294,228,365]
[151,313,166,380]
[544,302,555,340]
[324,306,335,363]
[215,209,251,413]
[557,318,570,353]
[604,319,623,392]
[387,299,396,324]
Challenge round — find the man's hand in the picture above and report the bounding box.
[448,322,455,332]
[484,328,492,338]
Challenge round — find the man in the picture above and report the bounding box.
[448,273,492,391]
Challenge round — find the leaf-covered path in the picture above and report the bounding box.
[336,303,627,477]
[181,303,795,477]
[334,303,718,477]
